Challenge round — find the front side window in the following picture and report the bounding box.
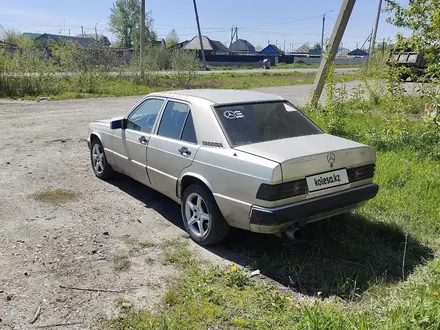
[127,98,164,133]
[215,102,323,147]
[158,101,191,140]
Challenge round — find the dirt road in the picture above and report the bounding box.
[0,81,424,329]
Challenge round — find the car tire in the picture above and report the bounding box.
[90,139,114,180]
[181,184,230,245]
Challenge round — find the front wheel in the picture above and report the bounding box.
[90,139,114,180]
[181,184,230,245]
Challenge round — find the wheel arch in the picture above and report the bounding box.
[178,173,214,198]
[90,132,102,144]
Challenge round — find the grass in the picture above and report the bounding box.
[31,188,80,204]
[10,71,327,100]
[113,255,131,272]
[103,97,440,329]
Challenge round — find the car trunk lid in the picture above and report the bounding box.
[234,134,375,183]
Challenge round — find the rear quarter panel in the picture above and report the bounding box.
[181,147,280,230]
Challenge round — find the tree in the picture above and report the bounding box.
[109,0,156,48]
[166,29,179,48]
[312,42,322,50]
[385,0,440,76]
[0,26,33,48]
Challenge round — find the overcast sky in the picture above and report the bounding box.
[0,0,408,50]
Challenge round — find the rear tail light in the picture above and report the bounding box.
[256,179,306,201]
[347,164,376,182]
[257,164,375,202]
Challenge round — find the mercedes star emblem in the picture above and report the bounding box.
[327,152,336,168]
[223,110,236,119]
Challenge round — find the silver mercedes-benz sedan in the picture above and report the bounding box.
[87,89,379,245]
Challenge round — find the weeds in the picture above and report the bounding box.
[113,255,131,272]
[31,189,80,204]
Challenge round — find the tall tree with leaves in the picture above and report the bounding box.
[166,29,179,48]
[109,0,156,48]
[385,0,440,77]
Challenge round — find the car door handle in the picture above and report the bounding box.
[178,147,191,156]
[139,136,148,144]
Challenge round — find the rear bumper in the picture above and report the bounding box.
[249,183,379,233]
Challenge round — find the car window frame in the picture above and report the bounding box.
[155,99,198,145]
[211,100,324,148]
[124,97,167,134]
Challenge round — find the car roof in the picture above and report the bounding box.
[148,89,285,105]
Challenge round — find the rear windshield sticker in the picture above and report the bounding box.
[223,110,244,120]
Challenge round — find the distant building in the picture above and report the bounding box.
[336,47,350,57]
[259,44,284,55]
[172,40,189,50]
[183,36,229,55]
[229,39,256,54]
[293,43,310,55]
[152,38,166,48]
[348,48,369,57]
[75,33,111,46]
[23,33,97,48]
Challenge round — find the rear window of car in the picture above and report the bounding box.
[214,102,323,147]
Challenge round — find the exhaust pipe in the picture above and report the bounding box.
[284,226,302,240]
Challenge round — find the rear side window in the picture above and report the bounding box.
[215,102,323,147]
[181,112,197,144]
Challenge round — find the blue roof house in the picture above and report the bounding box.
[259,44,284,55]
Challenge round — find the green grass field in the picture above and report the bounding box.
[104,101,440,329]
[1,71,319,100]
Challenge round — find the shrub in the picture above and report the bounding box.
[170,49,199,88]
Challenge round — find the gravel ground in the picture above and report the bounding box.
[0,81,424,329]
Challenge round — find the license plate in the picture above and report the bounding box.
[306,169,349,192]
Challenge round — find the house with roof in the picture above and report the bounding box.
[259,44,284,55]
[172,40,189,50]
[183,36,229,55]
[293,43,310,55]
[229,39,256,54]
[74,33,111,46]
[23,33,97,48]
[348,48,368,57]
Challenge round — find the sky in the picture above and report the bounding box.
[0,0,408,51]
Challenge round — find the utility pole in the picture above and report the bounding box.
[81,26,84,38]
[192,0,206,70]
[235,26,238,52]
[95,23,98,41]
[369,0,382,57]
[368,28,373,57]
[321,10,333,56]
[140,0,145,76]
[312,0,356,106]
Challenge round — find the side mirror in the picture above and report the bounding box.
[110,119,127,130]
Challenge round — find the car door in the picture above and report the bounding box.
[112,98,165,185]
[147,100,200,199]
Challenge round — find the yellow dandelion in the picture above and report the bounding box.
[434,291,439,296]
[285,296,291,301]
[231,264,237,271]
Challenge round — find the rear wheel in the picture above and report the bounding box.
[181,184,230,245]
[90,139,114,180]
